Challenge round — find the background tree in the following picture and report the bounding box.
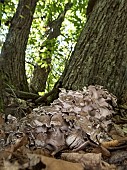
[0,0,87,93]
[59,0,127,104]
[29,2,73,94]
[1,0,38,92]
[26,0,87,93]
[0,0,38,112]
[0,0,87,112]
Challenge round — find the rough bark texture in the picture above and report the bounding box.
[0,0,38,92]
[30,64,51,94]
[60,0,127,103]
[0,60,4,113]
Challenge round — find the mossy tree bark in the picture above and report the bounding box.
[0,0,38,92]
[60,0,127,103]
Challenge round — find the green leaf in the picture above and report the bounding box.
[25,5,30,9]
[19,15,25,19]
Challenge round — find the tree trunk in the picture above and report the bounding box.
[0,0,38,92]
[0,60,4,113]
[60,0,127,103]
[30,60,51,94]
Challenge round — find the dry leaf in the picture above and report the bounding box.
[40,155,84,170]
[61,152,116,170]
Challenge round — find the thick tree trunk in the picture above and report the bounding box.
[0,0,38,92]
[0,61,4,113]
[60,0,127,103]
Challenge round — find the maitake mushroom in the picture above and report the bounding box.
[0,85,117,154]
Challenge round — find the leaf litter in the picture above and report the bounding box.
[1,85,127,169]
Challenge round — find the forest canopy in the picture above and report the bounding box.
[0,0,87,92]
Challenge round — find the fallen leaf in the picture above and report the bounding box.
[41,155,84,170]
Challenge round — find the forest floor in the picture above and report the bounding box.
[1,85,127,170]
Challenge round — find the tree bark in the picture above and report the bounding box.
[0,60,4,113]
[60,0,127,103]
[0,0,38,92]
[5,88,40,100]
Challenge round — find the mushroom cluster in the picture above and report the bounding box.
[0,85,117,154]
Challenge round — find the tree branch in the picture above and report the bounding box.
[5,88,40,100]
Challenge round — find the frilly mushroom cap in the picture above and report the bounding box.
[2,85,117,154]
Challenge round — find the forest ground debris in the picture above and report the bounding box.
[1,85,127,169]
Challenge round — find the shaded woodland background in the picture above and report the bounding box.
[0,0,87,112]
[1,0,127,114]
